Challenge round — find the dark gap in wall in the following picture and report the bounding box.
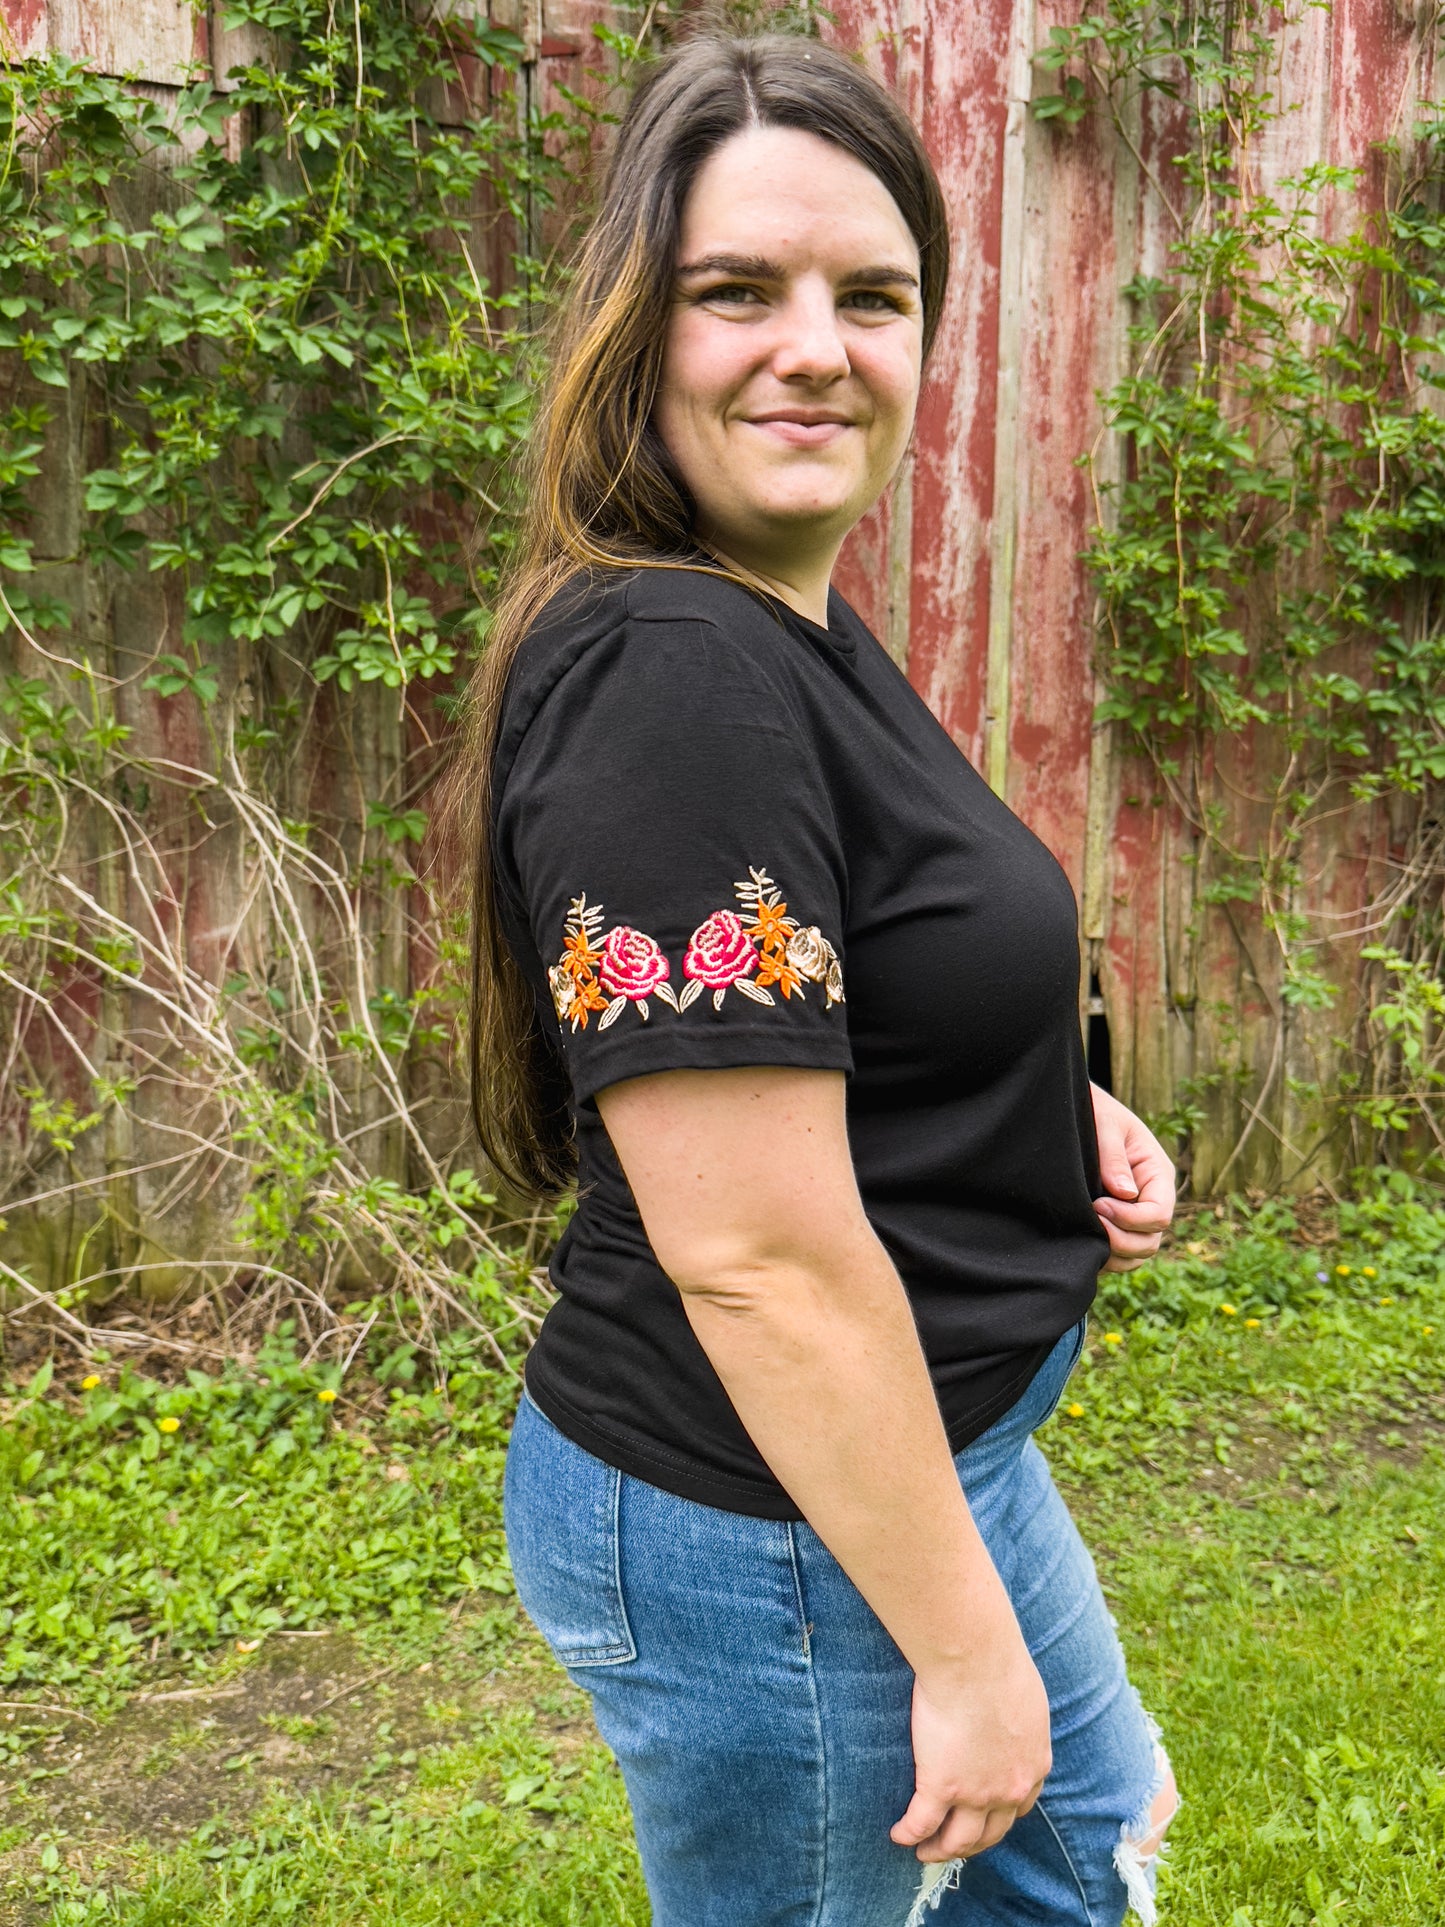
[1086,973,1113,1092]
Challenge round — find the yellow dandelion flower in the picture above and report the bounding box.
[1244,1318,1261,1329]
[157,1416,180,1434]
[1065,1402,1084,1419]
[1423,1326,1436,1337]
[317,1388,338,1404]
[1104,1331,1122,1346]
[1336,1265,1351,1277]
[1220,1303,1237,1316]
[81,1374,100,1391]
[1378,1296,1394,1307]
[1361,1267,1377,1279]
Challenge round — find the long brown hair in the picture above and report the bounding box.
[449,31,950,1198]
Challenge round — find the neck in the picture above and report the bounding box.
[698,539,836,628]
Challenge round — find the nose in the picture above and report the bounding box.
[769,277,850,385]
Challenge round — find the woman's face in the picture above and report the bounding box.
[654,125,925,587]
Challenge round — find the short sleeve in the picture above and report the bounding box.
[494,606,853,1105]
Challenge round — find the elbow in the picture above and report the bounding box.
[663,1247,791,1315]
[658,1226,868,1316]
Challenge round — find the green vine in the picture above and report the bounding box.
[0,1,581,1353]
[1037,0,1445,1183]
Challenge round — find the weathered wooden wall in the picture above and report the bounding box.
[828,0,1436,1192]
[2,0,1437,1253]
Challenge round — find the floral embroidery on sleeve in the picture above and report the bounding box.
[550,896,679,1031]
[548,869,842,1030]
[735,867,844,1010]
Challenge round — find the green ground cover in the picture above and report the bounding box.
[1,1174,1443,1924]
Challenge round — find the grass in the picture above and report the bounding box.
[2,1170,1444,1925]
[0,1329,515,1700]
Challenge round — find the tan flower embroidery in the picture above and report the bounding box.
[549,871,842,1030]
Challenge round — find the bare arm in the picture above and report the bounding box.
[596,1064,1051,1862]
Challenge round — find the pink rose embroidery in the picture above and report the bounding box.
[596,925,678,1026]
[599,926,670,999]
[681,910,772,1012]
[554,897,678,1032]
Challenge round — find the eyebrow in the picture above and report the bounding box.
[676,251,920,292]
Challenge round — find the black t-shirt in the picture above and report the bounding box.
[492,564,1108,1520]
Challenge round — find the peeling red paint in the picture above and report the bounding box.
[0,0,47,56]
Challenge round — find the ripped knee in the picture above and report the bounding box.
[1113,1731,1179,1926]
[1132,1768,1178,1859]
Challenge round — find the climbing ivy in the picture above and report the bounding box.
[1037,0,1445,1180]
[0,1,579,1347]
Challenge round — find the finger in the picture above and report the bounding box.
[1097,1137,1139,1201]
[891,1791,952,1848]
[1015,1778,1045,1821]
[1097,1222,1164,1262]
[1094,1197,1172,1235]
[971,1803,1023,1856]
[915,1805,992,1863]
[1123,1136,1177,1208]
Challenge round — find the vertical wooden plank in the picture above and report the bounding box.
[832,0,907,656]
[902,0,1016,767]
[981,0,1034,798]
[1095,73,1197,1132]
[1003,61,1122,883]
[207,2,269,91]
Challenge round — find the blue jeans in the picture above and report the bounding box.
[504,1323,1172,1926]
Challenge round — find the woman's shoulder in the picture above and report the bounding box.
[491,565,804,813]
[505,564,789,728]
[522,560,778,649]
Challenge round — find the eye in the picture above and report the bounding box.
[842,288,906,313]
[694,281,764,308]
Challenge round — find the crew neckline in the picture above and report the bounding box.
[665,549,859,657]
[765,584,859,658]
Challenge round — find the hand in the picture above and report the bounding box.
[1090,1084,1176,1273]
[890,1642,1052,1863]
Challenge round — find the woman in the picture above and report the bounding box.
[462,32,1179,1927]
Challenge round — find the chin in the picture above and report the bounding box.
[746,485,864,532]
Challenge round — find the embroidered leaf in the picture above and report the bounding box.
[712,986,726,1012]
[734,978,776,1007]
[597,997,626,1031]
[637,998,650,1021]
[653,981,679,1011]
[678,979,703,1012]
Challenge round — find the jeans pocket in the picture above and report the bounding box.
[1033,1317,1089,1427]
[503,1392,637,1668]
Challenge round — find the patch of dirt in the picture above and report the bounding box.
[0,1606,586,1865]
[1146,1382,1445,1508]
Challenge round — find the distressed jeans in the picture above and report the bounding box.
[503,1322,1172,1926]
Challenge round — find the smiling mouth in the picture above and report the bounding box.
[748,411,855,427]
[745,415,857,444]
